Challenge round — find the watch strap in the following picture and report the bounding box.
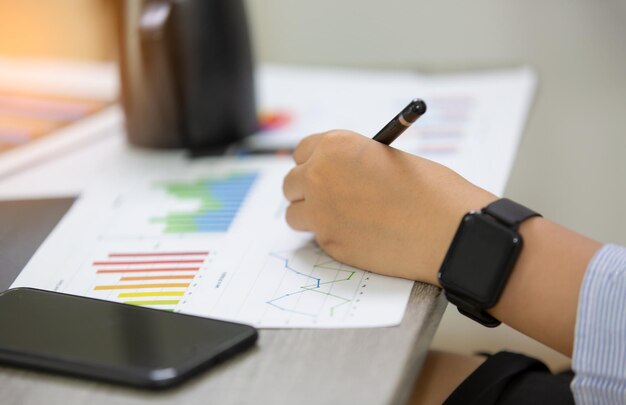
[445,291,501,327]
[482,198,541,229]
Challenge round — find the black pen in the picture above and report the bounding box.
[372,99,427,145]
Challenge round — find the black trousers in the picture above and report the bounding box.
[443,351,575,405]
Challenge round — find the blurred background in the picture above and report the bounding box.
[1,0,625,371]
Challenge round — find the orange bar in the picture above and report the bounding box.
[120,275,195,281]
[94,283,190,290]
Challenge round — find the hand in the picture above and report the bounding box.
[284,130,602,356]
[282,130,497,284]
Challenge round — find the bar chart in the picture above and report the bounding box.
[90,250,209,311]
[151,172,258,233]
[102,171,259,239]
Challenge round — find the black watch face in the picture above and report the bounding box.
[438,213,522,308]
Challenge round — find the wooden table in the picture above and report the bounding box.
[0,198,447,405]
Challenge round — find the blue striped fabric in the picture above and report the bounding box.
[572,244,626,404]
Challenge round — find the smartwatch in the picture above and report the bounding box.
[437,198,541,327]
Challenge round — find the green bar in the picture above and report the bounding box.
[164,224,199,233]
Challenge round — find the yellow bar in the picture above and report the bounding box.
[94,283,189,290]
[118,291,185,298]
[124,300,180,306]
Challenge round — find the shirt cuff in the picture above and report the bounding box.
[571,244,626,404]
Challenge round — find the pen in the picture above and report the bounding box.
[372,99,427,145]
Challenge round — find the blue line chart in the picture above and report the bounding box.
[265,245,361,318]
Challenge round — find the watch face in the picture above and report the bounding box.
[438,213,522,308]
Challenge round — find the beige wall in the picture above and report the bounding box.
[0,0,114,60]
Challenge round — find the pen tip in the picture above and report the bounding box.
[412,99,427,114]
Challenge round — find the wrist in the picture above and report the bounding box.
[425,188,497,287]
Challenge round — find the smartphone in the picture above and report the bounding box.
[0,288,257,388]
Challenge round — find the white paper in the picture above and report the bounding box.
[250,65,537,194]
[11,156,414,328]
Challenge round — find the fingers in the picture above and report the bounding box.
[283,164,307,202]
[284,133,322,232]
[285,201,312,231]
[293,133,326,164]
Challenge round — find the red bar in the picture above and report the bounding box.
[108,251,209,258]
[93,259,204,266]
[96,267,200,274]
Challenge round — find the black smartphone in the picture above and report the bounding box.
[0,288,257,388]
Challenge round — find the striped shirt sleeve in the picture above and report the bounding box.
[571,244,626,404]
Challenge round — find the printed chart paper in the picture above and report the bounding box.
[250,65,537,195]
[11,157,414,328]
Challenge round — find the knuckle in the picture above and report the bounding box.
[318,131,343,148]
[281,180,288,198]
[319,130,362,154]
[282,168,295,195]
[284,204,294,223]
[285,204,300,229]
[312,216,336,248]
[316,235,345,263]
[303,165,317,186]
[295,136,312,152]
[315,231,334,251]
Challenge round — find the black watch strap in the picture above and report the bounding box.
[482,198,541,229]
[446,291,502,327]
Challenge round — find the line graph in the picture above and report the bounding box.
[264,243,366,321]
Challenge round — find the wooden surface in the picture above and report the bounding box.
[0,198,447,405]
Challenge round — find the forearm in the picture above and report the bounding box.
[487,217,601,356]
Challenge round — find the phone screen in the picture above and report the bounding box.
[0,288,257,387]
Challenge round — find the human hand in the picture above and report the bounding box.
[282,130,497,285]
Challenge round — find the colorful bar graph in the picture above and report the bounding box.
[151,172,258,233]
[91,250,208,310]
